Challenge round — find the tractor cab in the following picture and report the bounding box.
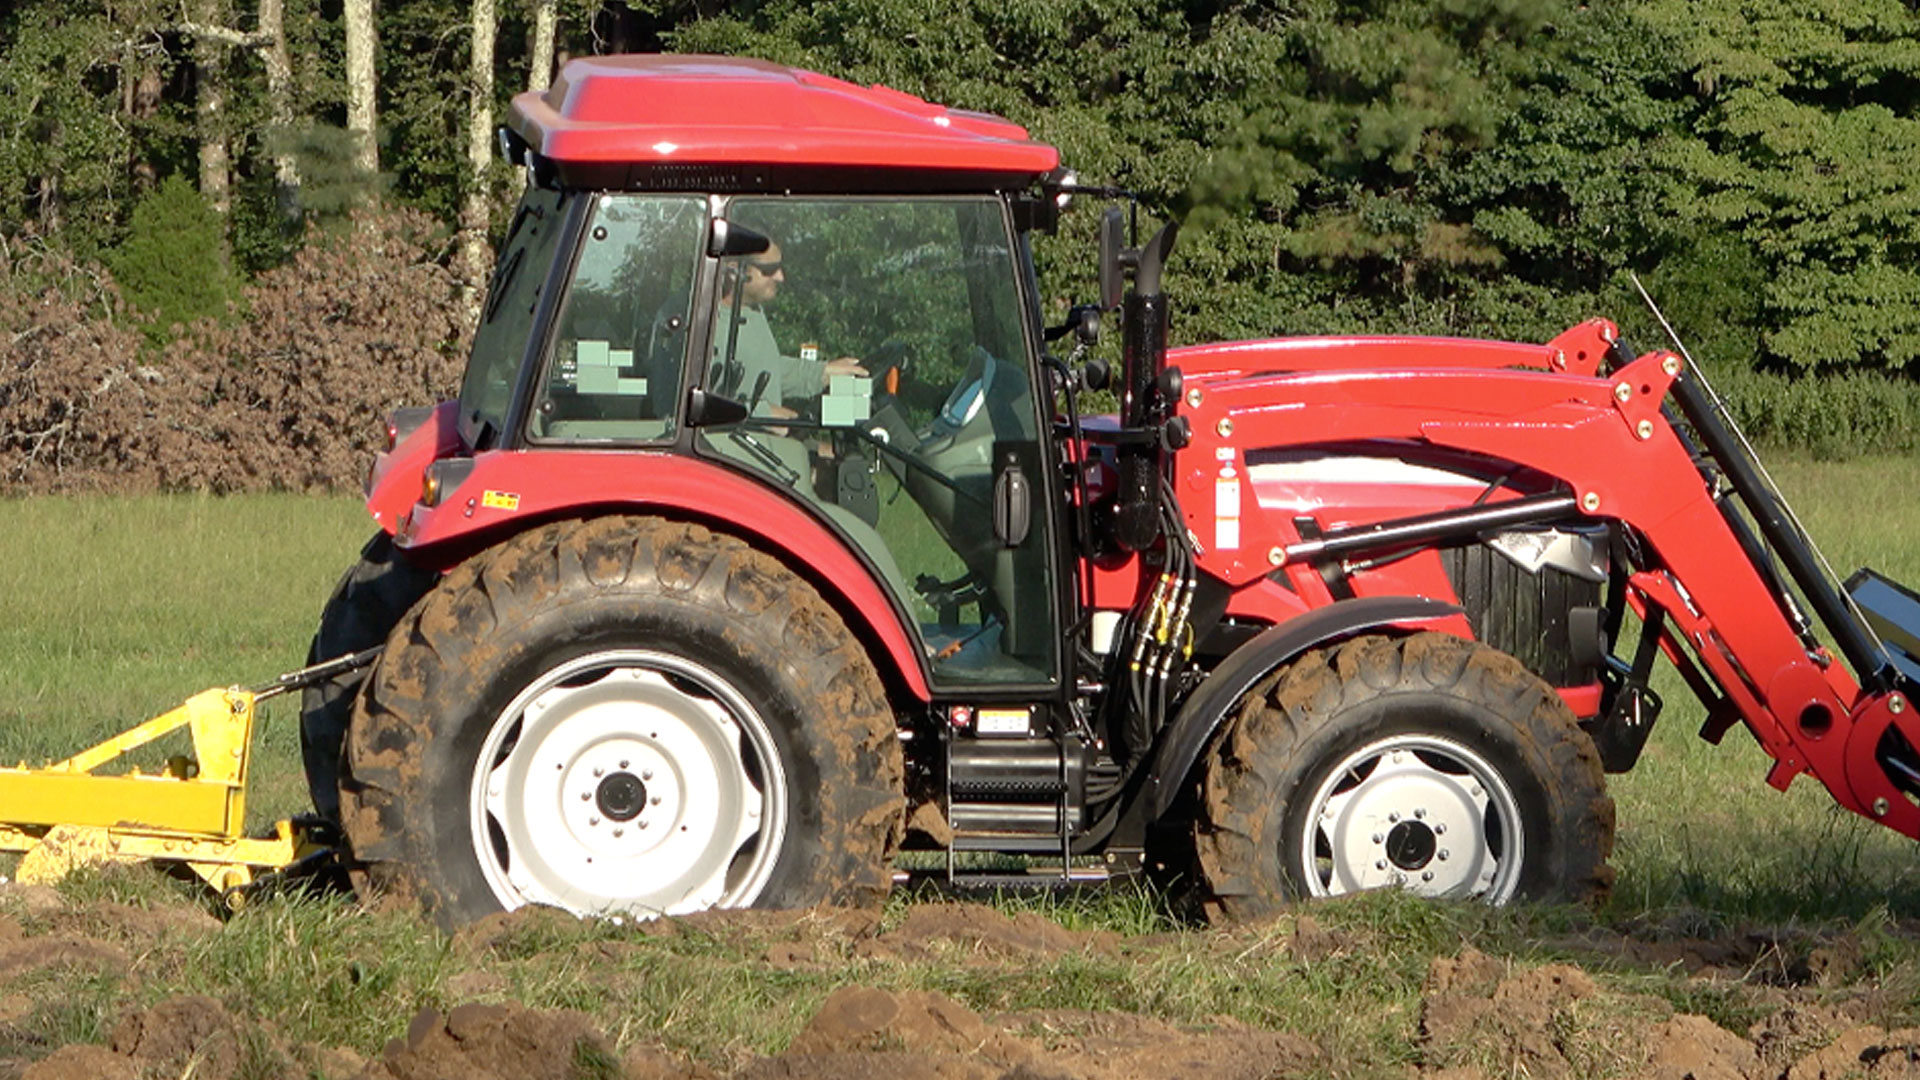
[415,55,1081,696]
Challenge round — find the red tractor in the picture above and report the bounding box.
[301,54,1920,927]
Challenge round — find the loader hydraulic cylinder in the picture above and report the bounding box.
[1666,370,1894,691]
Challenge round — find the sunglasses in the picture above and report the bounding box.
[748,260,783,275]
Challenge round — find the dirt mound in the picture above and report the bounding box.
[365,1003,619,1080]
[753,986,1319,1080]
[18,1045,137,1080]
[110,995,251,1080]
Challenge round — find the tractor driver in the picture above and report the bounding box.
[711,242,866,421]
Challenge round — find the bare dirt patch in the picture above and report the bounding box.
[5,886,1920,1080]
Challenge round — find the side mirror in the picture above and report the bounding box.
[1073,305,1101,346]
[709,220,771,258]
[1098,208,1125,311]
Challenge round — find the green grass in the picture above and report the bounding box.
[1606,454,1920,922]
[0,494,371,828]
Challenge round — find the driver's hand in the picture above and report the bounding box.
[766,403,797,437]
[822,357,867,385]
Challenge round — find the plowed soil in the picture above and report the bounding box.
[5,881,1920,1080]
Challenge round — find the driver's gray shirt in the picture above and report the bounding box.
[711,304,826,415]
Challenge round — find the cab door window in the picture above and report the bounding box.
[695,197,1057,687]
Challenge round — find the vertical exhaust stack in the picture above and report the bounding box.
[1114,223,1179,552]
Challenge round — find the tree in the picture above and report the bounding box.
[460,0,499,315]
[110,174,238,341]
[345,0,379,174]
[1636,0,1920,373]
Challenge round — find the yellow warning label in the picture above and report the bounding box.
[481,490,521,511]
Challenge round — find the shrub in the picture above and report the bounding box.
[108,176,239,345]
[0,205,468,493]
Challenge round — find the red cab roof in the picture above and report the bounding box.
[507,55,1061,180]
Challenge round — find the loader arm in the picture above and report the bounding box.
[1173,333,1920,840]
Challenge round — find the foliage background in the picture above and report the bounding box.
[7,0,1920,489]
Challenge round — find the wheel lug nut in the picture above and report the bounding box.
[1387,812,1400,823]
[619,760,629,769]
[593,767,604,777]
[1438,849,1449,860]
[580,792,591,801]
[612,827,624,838]
[1414,808,1426,820]
[1371,833,1383,844]
[650,796,661,806]
[1375,859,1387,870]
[1422,871,1434,882]
[638,820,649,829]
[642,769,654,781]
[589,816,600,826]
[1435,823,1447,835]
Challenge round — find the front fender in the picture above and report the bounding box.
[1146,596,1464,818]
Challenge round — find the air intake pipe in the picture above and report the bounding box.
[1114,223,1179,552]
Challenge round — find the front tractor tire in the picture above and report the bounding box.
[340,516,903,928]
[1195,633,1613,918]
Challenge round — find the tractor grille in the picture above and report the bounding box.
[1440,536,1603,687]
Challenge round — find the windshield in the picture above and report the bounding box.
[458,187,569,448]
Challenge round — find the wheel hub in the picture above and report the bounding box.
[1385,819,1436,870]
[1303,736,1523,901]
[595,772,647,821]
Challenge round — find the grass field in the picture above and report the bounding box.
[4,461,1920,1074]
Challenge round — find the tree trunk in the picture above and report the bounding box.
[126,65,164,193]
[195,0,232,216]
[344,0,378,176]
[529,0,557,93]
[257,0,299,213]
[460,0,498,319]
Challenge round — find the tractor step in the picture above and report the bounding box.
[892,866,1117,895]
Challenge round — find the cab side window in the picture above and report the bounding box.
[531,195,706,442]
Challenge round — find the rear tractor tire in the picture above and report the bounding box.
[340,516,904,928]
[301,532,439,821]
[1195,632,1613,918]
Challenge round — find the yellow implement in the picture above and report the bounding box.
[0,650,374,904]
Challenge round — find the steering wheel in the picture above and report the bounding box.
[863,339,913,405]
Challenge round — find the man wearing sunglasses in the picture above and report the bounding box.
[712,241,866,422]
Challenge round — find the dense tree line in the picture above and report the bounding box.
[6,0,1920,480]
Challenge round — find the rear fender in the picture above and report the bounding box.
[387,449,932,701]
[1145,596,1463,818]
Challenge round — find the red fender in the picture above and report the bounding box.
[373,445,932,701]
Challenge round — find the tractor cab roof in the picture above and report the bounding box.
[505,54,1061,193]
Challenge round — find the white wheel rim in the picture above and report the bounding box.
[1300,733,1525,903]
[469,649,787,918]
